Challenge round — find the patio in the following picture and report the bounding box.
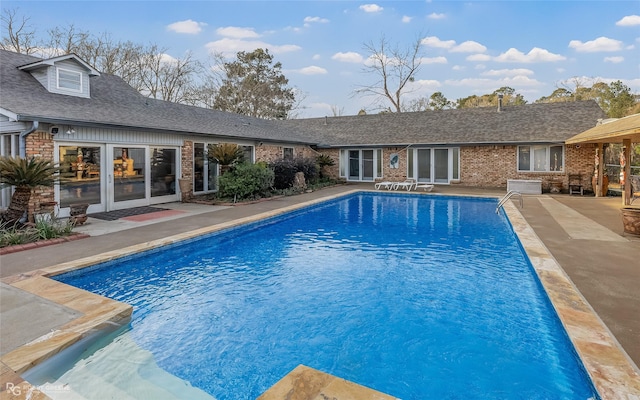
[1,184,639,398]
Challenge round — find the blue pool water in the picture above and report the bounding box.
[54,193,597,399]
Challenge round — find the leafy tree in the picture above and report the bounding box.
[429,92,455,110]
[536,78,638,117]
[605,80,636,118]
[356,34,423,113]
[0,156,59,224]
[213,48,295,119]
[457,87,526,109]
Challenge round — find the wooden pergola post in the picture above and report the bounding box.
[623,138,631,206]
[596,143,604,198]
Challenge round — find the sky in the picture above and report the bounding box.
[2,1,639,118]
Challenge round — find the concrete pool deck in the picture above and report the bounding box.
[1,184,639,399]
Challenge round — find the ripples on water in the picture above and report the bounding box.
[57,193,597,399]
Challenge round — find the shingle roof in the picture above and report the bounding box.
[276,101,607,147]
[1,49,607,147]
[0,49,313,144]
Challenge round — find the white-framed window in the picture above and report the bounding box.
[57,68,82,92]
[339,148,381,181]
[518,145,564,172]
[242,145,254,163]
[283,147,294,160]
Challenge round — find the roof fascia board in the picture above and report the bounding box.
[18,53,101,76]
[13,115,318,146]
[0,107,19,121]
[317,141,568,148]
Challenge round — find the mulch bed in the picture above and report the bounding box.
[0,233,90,255]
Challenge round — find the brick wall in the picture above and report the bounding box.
[321,144,599,192]
[26,131,55,219]
[255,144,317,162]
[460,144,598,191]
[180,140,193,199]
[380,147,409,181]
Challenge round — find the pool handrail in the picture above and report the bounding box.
[496,190,523,213]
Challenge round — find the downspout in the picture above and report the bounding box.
[19,120,39,158]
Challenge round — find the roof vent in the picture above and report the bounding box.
[497,94,503,112]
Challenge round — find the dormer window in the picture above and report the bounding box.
[57,68,82,92]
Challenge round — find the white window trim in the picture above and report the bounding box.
[517,145,565,173]
[56,67,83,93]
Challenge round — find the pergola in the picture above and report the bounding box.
[566,114,640,206]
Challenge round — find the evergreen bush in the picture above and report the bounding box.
[218,162,274,200]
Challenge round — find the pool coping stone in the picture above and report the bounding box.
[1,189,639,399]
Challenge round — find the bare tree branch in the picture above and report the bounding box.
[355,34,423,112]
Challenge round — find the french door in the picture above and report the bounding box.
[411,148,459,184]
[348,149,375,181]
[109,145,147,210]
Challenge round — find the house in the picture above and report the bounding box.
[0,50,317,218]
[277,100,606,190]
[0,49,607,217]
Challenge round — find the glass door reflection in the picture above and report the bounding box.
[113,147,145,203]
[59,145,102,208]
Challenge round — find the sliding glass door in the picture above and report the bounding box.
[409,147,459,184]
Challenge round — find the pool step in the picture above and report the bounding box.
[24,332,213,400]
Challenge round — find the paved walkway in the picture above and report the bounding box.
[1,183,638,372]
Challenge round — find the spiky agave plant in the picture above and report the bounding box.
[0,156,59,224]
[207,143,244,175]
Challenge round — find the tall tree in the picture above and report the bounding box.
[356,34,423,113]
[536,78,638,117]
[429,92,455,110]
[0,8,38,54]
[213,48,295,120]
[457,87,526,109]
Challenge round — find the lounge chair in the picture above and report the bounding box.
[394,179,417,191]
[374,181,395,190]
[414,182,434,192]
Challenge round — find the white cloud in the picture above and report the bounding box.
[216,26,260,39]
[452,65,464,71]
[402,15,412,23]
[312,54,321,60]
[568,37,623,52]
[482,68,534,77]
[159,53,178,63]
[421,36,455,49]
[360,4,383,13]
[467,54,491,62]
[494,47,566,63]
[304,16,330,23]
[332,51,364,63]
[420,56,447,64]
[451,41,487,53]
[428,13,446,20]
[205,38,301,55]
[167,19,207,34]
[295,66,328,75]
[604,56,624,63]
[616,15,640,26]
[445,75,542,90]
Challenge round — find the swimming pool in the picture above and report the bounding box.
[43,193,598,399]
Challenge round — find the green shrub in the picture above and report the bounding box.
[271,158,297,189]
[271,157,318,189]
[218,162,274,200]
[34,218,74,240]
[295,157,318,184]
[0,221,38,247]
